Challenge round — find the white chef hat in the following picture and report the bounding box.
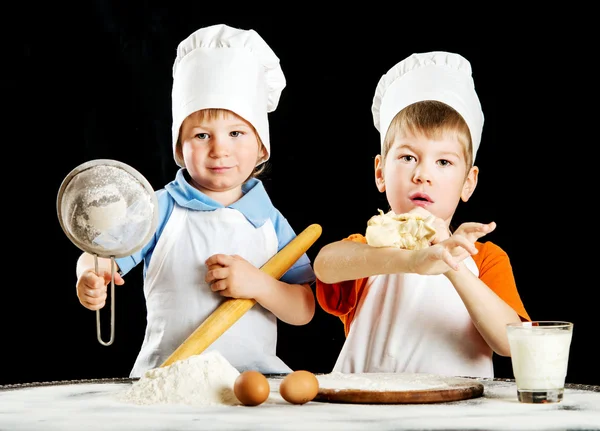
[372,51,484,163]
[171,23,286,167]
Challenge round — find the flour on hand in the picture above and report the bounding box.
[118,351,241,407]
[365,209,436,250]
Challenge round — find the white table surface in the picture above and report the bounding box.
[1,376,599,430]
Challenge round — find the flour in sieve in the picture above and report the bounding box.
[80,184,128,232]
[316,372,450,392]
[62,164,155,255]
[117,351,242,407]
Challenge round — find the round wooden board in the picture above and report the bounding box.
[313,373,484,404]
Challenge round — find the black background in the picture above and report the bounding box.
[4,4,596,387]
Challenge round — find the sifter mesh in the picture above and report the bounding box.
[58,160,158,258]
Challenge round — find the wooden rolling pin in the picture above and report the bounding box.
[160,223,322,367]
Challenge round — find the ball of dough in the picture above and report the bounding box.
[365,209,436,250]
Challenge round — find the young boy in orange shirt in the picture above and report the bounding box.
[314,52,530,378]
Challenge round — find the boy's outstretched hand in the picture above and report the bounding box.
[205,254,268,299]
[452,221,497,243]
[407,207,496,247]
[408,220,496,275]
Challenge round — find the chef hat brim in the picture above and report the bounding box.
[372,51,484,163]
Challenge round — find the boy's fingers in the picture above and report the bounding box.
[205,254,232,267]
[442,250,459,270]
[86,301,106,311]
[451,236,478,254]
[206,267,228,283]
[472,223,496,240]
[210,280,227,292]
[86,286,107,298]
[100,271,124,284]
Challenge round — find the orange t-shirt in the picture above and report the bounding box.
[316,234,531,337]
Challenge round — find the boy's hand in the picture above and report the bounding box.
[205,254,268,299]
[408,234,478,275]
[453,221,497,243]
[76,269,124,310]
[407,208,496,245]
[407,220,496,275]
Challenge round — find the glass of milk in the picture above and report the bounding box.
[506,321,574,403]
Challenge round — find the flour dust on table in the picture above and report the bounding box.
[315,372,451,391]
[1,378,600,430]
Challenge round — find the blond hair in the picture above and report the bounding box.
[175,108,267,179]
[382,101,473,170]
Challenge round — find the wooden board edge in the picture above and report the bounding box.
[313,381,484,404]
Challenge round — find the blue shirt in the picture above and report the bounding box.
[116,169,316,285]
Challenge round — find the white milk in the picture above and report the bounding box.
[507,329,573,390]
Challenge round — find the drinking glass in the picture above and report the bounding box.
[506,321,573,403]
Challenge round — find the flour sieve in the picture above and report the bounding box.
[57,159,158,346]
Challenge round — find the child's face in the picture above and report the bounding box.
[180,110,265,202]
[375,130,478,225]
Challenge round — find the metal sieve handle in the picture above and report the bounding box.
[94,254,116,346]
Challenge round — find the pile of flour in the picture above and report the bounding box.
[118,351,241,407]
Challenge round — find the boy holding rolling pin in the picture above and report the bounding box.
[74,24,316,377]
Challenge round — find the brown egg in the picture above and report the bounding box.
[279,370,319,405]
[233,370,270,406]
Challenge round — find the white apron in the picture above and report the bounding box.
[333,256,494,378]
[130,204,292,377]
